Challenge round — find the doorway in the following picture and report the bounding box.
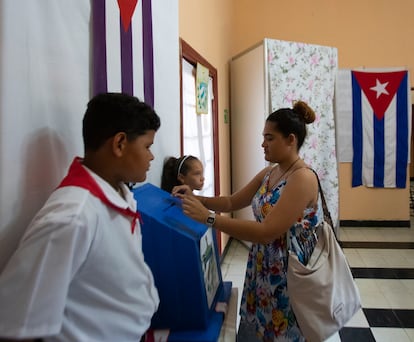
[179,39,221,251]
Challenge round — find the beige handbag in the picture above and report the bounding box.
[287,171,361,342]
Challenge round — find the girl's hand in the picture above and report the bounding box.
[172,184,193,197]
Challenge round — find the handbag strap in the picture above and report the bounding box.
[310,169,334,228]
[309,169,340,241]
[287,168,336,250]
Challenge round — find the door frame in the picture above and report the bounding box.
[179,38,220,197]
[179,38,221,252]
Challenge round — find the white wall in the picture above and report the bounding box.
[0,1,180,270]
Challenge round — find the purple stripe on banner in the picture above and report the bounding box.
[395,73,408,188]
[92,0,107,95]
[142,0,154,107]
[373,114,384,187]
[352,73,363,187]
[120,18,133,95]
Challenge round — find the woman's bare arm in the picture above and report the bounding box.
[179,168,318,244]
[174,167,270,213]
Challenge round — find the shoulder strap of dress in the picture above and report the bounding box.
[264,164,276,178]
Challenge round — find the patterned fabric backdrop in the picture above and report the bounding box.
[266,39,339,227]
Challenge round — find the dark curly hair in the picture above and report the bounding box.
[82,92,161,151]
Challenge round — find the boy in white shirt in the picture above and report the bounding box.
[0,93,160,342]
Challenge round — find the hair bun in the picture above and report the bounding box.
[293,100,316,124]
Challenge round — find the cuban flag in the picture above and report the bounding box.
[92,0,154,106]
[351,70,411,188]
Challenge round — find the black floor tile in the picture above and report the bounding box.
[363,308,414,328]
[339,327,375,341]
[363,308,401,327]
[340,220,410,227]
[340,241,414,249]
[394,309,414,328]
[351,267,414,279]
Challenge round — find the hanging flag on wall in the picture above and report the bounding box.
[92,0,154,107]
[90,0,180,187]
[335,69,411,188]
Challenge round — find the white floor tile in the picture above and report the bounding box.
[343,249,367,267]
[371,327,412,342]
[404,328,414,341]
[339,226,414,243]
[354,279,391,308]
[375,278,409,292]
[344,308,370,328]
[360,292,392,309]
[401,279,414,293]
[377,249,414,267]
[356,250,388,268]
[383,290,414,309]
[324,332,341,341]
[340,228,366,241]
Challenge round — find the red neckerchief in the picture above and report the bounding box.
[57,157,142,234]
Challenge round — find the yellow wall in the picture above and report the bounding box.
[180,0,414,222]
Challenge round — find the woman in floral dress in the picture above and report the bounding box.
[238,169,322,341]
[173,101,322,341]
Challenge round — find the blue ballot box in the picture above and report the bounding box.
[132,183,224,332]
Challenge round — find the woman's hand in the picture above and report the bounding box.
[172,184,212,224]
[179,194,211,224]
[172,184,193,197]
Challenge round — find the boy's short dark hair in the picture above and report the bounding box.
[83,93,161,151]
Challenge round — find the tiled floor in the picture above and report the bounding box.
[220,221,414,341]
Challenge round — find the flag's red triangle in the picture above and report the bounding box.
[117,0,138,32]
[352,70,406,120]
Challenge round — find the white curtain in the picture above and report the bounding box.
[182,59,215,197]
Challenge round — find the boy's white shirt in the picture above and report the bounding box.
[0,164,159,341]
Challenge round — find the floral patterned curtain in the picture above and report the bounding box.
[266,39,339,227]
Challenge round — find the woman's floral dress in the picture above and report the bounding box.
[239,168,323,342]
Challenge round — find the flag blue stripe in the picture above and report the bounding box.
[373,114,384,187]
[120,18,133,95]
[395,73,408,188]
[352,73,363,187]
[142,0,154,107]
[92,0,107,95]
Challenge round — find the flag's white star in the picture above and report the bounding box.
[370,79,389,99]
